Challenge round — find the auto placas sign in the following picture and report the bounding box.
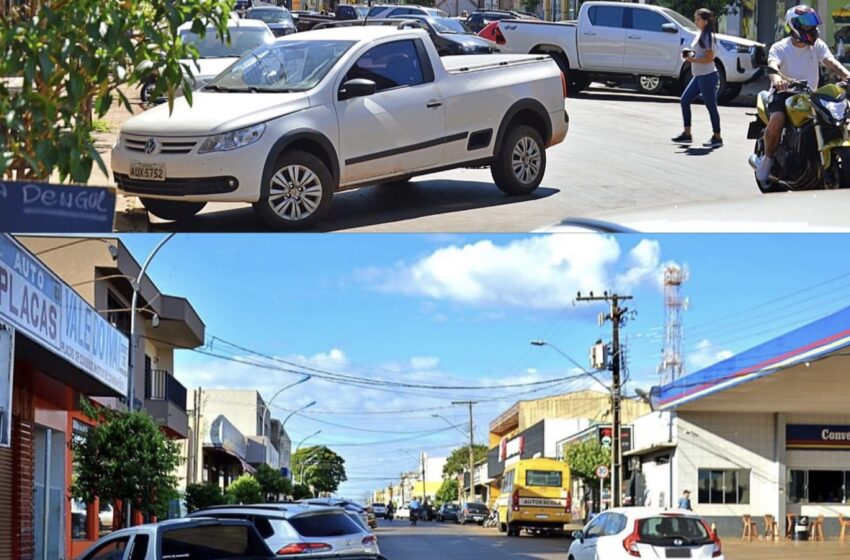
[0,235,128,394]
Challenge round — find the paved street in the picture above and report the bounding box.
[374,519,850,560]
[107,84,764,232]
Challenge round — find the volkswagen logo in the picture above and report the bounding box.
[144,137,159,155]
[673,538,684,547]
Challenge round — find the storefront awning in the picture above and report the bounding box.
[655,306,850,413]
[204,444,256,474]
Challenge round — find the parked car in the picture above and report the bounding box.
[491,1,765,102]
[436,503,459,523]
[388,14,497,56]
[76,517,274,560]
[395,504,411,520]
[568,508,724,560]
[458,502,489,525]
[140,18,275,103]
[188,504,380,557]
[299,498,373,531]
[367,4,448,20]
[112,25,569,230]
[294,4,367,31]
[464,9,528,33]
[245,6,297,36]
[371,503,388,519]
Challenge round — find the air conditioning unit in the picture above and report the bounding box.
[590,342,608,370]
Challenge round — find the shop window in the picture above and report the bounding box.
[697,468,750,505]
[808,470,844,504]
[107,291,130,335]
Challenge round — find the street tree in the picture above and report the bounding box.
[291,482,314,500]
[564,439,611,483]
[442,444,488,478]
[292,446,347,495]
[71,397,181,528]
[435,478,459,505]
[0,0,233,182]
[227,474,263,505]
[184,483,227,512]
[255,463,292,501]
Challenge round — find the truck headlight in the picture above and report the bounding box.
[198,123,266,154]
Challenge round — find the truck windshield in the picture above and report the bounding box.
[206,40,356,92]
[180,27,273,58]
[661,8,697,31]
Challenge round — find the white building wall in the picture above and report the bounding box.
[544,418,591,458]
[676,412,779,519]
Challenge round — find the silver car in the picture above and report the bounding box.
[76,517,274,560]
[188,504,380,557]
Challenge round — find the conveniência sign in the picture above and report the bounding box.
[786,424,850,450]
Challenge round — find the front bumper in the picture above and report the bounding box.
[111,132,269,202]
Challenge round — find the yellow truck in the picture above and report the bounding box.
[494,457,572,537]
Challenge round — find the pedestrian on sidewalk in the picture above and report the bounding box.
[672,9,723,148]
[677,490,693,510]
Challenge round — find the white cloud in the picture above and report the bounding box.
[370,235,667,309]
[688,339,734,371]
[410,356,440,370]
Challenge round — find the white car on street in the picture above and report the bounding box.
[568,508,724,560]
[493,1,765,102]
[395,504,411,519]
[111,24,569,229]
[140,19,274,103]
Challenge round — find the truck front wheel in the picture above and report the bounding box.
[254,150,334,230]
[492,124,546,195]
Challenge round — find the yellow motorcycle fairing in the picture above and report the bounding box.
[786,93,813,128]
[757,91,769,124]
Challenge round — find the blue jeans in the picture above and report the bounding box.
[681,71,721,134]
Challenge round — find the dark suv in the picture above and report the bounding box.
[464,10,524,33]
[458,502,489,525]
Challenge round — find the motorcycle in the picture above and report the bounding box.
[748,67,850,192]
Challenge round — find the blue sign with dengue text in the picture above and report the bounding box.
[0,181,115,232]
[786,424,850,450]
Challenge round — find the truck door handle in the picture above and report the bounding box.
[628,35,641,39]
[426,101,442,108]
[583,32,596,36]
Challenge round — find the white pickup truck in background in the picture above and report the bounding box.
[493,1,765,103]
[112,24,569,230]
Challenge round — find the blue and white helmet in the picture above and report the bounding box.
[785,5,822,45]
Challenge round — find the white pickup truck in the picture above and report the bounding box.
[111,24,568,229]
[492,1,765,103]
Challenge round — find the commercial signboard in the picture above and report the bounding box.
[0,181,115,233]
[207,415,248,459]
[0,235,129,394]
[499,435,525,462]
[787,424,850,450]
[558,424,634,458]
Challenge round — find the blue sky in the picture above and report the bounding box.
[120,233,850,499]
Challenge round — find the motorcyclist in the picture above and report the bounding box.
[409,497,422,524]
[755,5,850,186]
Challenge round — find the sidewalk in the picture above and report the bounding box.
[725,540,850,559]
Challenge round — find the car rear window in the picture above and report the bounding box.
[161,525,266,559]
[288,513,363,537]
[526,470,563,487]
[466,503,488,512]
[638,516,711,545]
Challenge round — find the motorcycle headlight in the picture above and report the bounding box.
[198,123,266,154]
[823,100,848,122]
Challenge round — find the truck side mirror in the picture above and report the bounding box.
[339,78,377,101]
[661,23,678,33]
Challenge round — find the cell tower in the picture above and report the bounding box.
[659,264,688,386]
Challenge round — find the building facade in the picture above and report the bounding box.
[632,306,850,538]
[0,235,130,560]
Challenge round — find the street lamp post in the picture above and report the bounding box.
[529,340,611,392]
[260,376,311,465]
[126,233,175,529]
[282,400,317,431]
[296,429,322,453]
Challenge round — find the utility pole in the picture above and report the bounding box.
[576,291,634,509]
[420,452,427,503]
[452,400,478,503]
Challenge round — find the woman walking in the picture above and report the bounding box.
[672,9,723,148]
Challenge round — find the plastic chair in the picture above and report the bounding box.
[763,514,778,540]
[741,514,758,541]
[785,513,796,539]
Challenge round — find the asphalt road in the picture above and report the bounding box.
[375,518,569,560]
[120,85,762,232]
